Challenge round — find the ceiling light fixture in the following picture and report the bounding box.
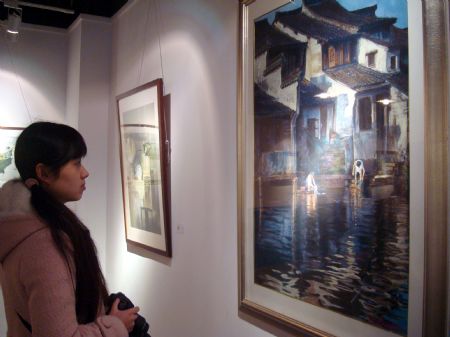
[6,7,22,34]
[0,0,75,39]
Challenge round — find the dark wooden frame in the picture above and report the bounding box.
[237,0,449,336]
[116,79,172,257]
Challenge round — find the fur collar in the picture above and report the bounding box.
[0,179,34,216]
[0,180,46,263]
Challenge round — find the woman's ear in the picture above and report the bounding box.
[35,163,53,185]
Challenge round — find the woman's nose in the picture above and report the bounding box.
[81,165,89,178]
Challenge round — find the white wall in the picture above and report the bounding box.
[0,17,112,335]
[0,24,68,337]
[72,15,112,272]
[66,21,82,128]
[106,0,278,336]
[0,25,67,127]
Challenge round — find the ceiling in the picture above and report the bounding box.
[0,0,128,29]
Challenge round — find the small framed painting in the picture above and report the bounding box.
[117,79,171,257]
[0,126,24,187]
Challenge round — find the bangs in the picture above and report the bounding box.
[49,125,87,170]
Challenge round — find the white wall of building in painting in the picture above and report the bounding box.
[274,20,307,42]
[255,52,267,82]
[389,86,409,156]
[305,37,323,80]
[357,37,389,72]
[255,54,298,111]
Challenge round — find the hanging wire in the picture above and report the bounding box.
[2,33,33,123]
[154,0,165,92]
[153,0,170,162]
[137,0,152,86]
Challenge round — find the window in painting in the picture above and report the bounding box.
[338,45,344,65]
[358,97,372,131]
[344,41,351,63]
[366,51,377,68]
[390,55,397,70]
[328,46,336,67]
[307,118,319,138]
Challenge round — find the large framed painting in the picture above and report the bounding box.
[117,79,172,257]
[238,0,448,336]
[0,127,24,187]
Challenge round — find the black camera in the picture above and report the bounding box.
[107,292,151,337]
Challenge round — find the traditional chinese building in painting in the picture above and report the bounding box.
[254,0,408,196]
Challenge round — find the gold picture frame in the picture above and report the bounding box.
[237,0,448,336]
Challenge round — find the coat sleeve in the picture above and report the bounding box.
[19,229,128,337]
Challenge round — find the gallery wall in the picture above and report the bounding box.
[0,0,282,336]
[0,16,112,336]
[104,0,278,336]
[0,1,275,335]
[68,16,112,270]
[0,25,67,127]
[0,24,68,337]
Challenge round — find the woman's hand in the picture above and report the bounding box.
[109,298,140,332]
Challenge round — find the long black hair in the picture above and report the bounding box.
[14,121,108,324]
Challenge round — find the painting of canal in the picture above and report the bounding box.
[253,0,409,335]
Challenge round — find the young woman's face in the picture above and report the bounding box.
[44,158,89,203]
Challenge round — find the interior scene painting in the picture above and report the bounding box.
[0,128,22,187]
[253,0,409,335]
[121,103,163,235]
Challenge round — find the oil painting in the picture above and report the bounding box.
[0,127,23,187]
[117,79,171,257]
[239,0,413,336]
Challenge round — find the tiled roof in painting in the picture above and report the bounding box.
[281,67,302,88]
[387,72,408,95]
[324,64,408,94]
[350,5,377,18]
[255,19,303,57]
[305,0,396,31]
[254,85,296,117]
[360,28,407,50]
[276,9,353,42]
[359,34,394,48]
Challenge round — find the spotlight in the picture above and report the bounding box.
[7,7,22,35]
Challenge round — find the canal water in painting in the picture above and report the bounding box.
[255,185,409,335]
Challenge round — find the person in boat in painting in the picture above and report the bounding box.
[352,159,365,184]
[306,171,318,194]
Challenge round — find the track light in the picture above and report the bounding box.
[7,7,22,35]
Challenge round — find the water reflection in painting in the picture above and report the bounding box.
[255,185,408,335]
[253,0,409,335]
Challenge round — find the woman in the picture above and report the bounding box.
[0,122,138,337]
